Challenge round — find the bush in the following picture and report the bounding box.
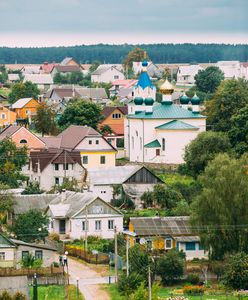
[118,273,143,296]
[13,292,27,300]
[0,290,12,300]
[53,262,59,267]
[33,259,43,268]
[183,286,204,295]
[186,274,200,285]
[49,232,60,242]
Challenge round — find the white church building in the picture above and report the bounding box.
[124,60,206,164]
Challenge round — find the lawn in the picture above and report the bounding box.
[157,172,195,186]
[29,284,84,300]
[103,284,127,300]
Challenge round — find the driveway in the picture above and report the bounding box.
[67,257,115,300]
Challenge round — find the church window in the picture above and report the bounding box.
[162,138,165,151]
[132,137,134,149]
[140,137,142,151]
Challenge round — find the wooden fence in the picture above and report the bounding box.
[0,266,62,277]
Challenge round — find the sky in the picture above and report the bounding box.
[0,0,247,47]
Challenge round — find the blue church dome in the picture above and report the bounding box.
[142,60,148,67]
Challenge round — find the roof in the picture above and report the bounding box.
[92,65,123,76]
[112,79,137,89]
[41,62,58,73]
[144,139,161,148]
[8,74,20,81]
[128,103,205,119]
[22,65,41,74]
[0,234,16,248]
[40,136,62,149]
[24,74,53,84]
[135,71,155,90]
[13,194,58,215]
[76,88,108,99]
[54,65,82,73]
[105,124,124,135]
[60,57,78,66]
[51,88,81,99]
[155,120,199,130]
[10,239,56,251]
[178,65,203,76]
[12,98,33,109]
[0,125,20,140]
[101,106,128,119]
[129,216,192,236]
[173,236,200,242]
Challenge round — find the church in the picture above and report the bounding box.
[124,61,206,164]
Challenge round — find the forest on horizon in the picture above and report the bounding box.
[0,43,248,64]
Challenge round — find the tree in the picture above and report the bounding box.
[191,154,248,260]
[0,139,28,187]
[0,66,8,84]
[195,66,224,94]
[49,177,80,193]
[32,102,57,136]
[141,191,154,208]
[118,273,144,296]
[206,79,248,132]
[129,244,149,281]
[100,124,113,135]
[152,184,182,209]
[21,181,44,195]
[11,209,49,243]
[183,131,232,178]
[157,250,184,284]
[123,48,149,74]
[89,60,101,73]
[0,184,14,230]
[223,252,248,289]
[170,200,191,216]
[58,98,102,129]
[8,81,40,104]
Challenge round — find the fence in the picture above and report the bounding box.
[162,293,248,300]
[0,265,62,277]
[28,274,66,286]
[65,245,109,264]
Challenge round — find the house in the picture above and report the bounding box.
[109,79,137,97]
[60,57,81,67]
[216,61,242,79]
[23,149,86,191]
[133,61,163,78]
[42,125,117,169]
[0,105,16,127]
[51,65,83,78]
[99,106,128,148]
[177,65,203,85]
[0,233,56,268]
[7,74,20,83]
[124,216,208,260]
[91,65,125,83]
[21,65,41,75]
[87,165,163,204]
[46,191,123,239]
[23,74,53,90]
[11,97,41,123]
[0,125,46,150]
[125,61,206,164]
[41,62,58,74]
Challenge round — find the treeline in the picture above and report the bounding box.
[0,43,248,64]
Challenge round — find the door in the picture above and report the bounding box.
[59,219,66,234]
[156,149,160,156]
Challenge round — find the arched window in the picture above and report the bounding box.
[140,137,142,151]
[20,139,27,144]
[162,138,165,151]
[132,137,134,149]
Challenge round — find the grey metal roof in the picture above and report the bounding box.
[10,239,56,251]
[173,236,200,242]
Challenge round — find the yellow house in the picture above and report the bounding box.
[125,216,208,260]
[11,98,41,120]
[0,105,16,127]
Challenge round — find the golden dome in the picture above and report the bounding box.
[160,79,174,95]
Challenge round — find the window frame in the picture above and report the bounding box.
[54,164,59,171]
[108,220,114,230]
[82,156,88,164]
[0,252,5,261]
[22,251,29,259]
[55,177,60,185]
[95,220,101,231]
[82,220,88,231]
[185,242,196,251]
[165,238,172,249]
[35,250,43,260]
[100,155,106,164]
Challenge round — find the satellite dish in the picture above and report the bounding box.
[139,238,146,245]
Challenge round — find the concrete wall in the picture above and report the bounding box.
[0,248,15,268]
[0,276,29,298]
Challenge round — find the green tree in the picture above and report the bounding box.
[32,102,57,136]
[141,191,154,208]
[153,184,182,209]
[53,72,70,84]
[89,60,101,73]
[118,273,144,296]
[123,47,149,69]
[223,252,248,289]
[157,250,184,284]
[183,131,232,178]
[191,154,248,260]
[170,200,191,216]
[8,81,40,104]
[131,282,160,300]
[58,98,102,129]
[0,139,28,187]
[70,71,84,84]
[11,209,49,243]
[21,181,44,195]
[49,177,80,193]
[129,244,149,281]
[206,79,248,132]
[195,66,224,94]
[0,184,14,230]
[100,124,113,135]
[0,66,8,84]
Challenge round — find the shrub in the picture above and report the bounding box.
[0,290,12,300]
[186,274,200,285]
[49,232,60,242]
[33,259,43,268]
[183,286,204,295]
[53,262,59,267]
[118,273,143,296]
[13,292,27,300]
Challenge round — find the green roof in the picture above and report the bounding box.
[155,120,199,130]
[144,139,161,148]
[128,103,205,119]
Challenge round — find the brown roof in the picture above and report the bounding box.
[40,136,62,149]
[101,106,128,119]
[52,88,81,99]
[30,149,83,172]
[54,65,82,73]
[0,125,21,141]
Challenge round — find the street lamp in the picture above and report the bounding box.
[64,251,69,285]
[33,273,38,300]
[76,277,79,300]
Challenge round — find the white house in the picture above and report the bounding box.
[91,65,125,83]
[23,74,53,90]
[46,191,123,240]
[177,65,203,85]
[216,61,244,79]
[125,62,206,164]
[22,149,86,191]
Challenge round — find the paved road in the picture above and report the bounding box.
[67,257,115,300]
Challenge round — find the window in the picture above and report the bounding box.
[112,113,121,119]
[35,250,43,260]
[108,220,114,230]
[26,110,30,115]
[82,221,88,231]
[82,156,88,164]
[162,138,165,151]
[20,139,27,144]
[63,163,69,170]
[95,220,101,231]
[22,251,29,259]
[132,137,134,149]
[114,75,119,80]
[55,177,59,185]
[185,242,196,251]
[101,191,106,194]
[165,239,172,249]
[89,140,92,145]
[107,139,112,144]
[156,149,160,156]
[51,220,54,229]
[100,156,106,164]
[1,113,6,119]
[54,164,59,171]
[0,252,5,261]
[96,140,99,145]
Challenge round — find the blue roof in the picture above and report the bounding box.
[135,71,155,90]
[128,103,205,119]
[155,120,199,130]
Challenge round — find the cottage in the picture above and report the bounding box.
[125,216,208,260]
[46,191,123,239]
[177,65,203,85]
[91,65,125,83]
[11,97,41,123]
[23,74,53,90]
[51,65,83,78]
[7,74,20,83]
[0,105,16,127]
[60,57,81,67]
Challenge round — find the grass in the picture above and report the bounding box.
[29,284,84,300]
[0,87,10,97]
[103,284,127,300]
[157,172,195,186]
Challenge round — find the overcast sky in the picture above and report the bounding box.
[0,0,247,46]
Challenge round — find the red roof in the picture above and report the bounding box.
[108,124,124,135]
[41,62,58,73]
[112,79,137,89]
[101,106,128,119]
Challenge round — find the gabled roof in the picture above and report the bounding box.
[144,139,161,148]
[101,106,128,119]
[92,65,123,76]
[0,233,16,248]
[41,62,58,73]
[0,125,20,140]
[54,65,82,73]
[10,239,56,251]
[76,88,108,100]
[178,65,203,76]
[155,120,199,130]
[24,74,53,84]
[12,98,33,109]
[60,57,80,66]
[112,79,137,89]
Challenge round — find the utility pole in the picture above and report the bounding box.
[85,205,88,252]
[126,236,129,277]
[114,226,118,282]
[148,265,152,300]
